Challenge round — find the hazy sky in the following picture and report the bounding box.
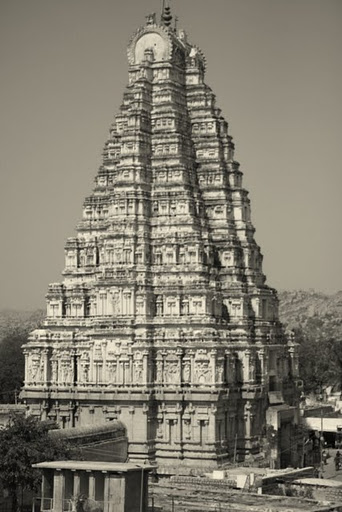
[0,0,341,310]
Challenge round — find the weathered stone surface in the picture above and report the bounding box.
[21,10,299,469]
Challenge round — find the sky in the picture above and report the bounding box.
[0,0,341,310]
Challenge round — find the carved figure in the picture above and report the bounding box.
[183,361,191,383]
[133,361,143,383]
[215,363,224,383]
[51,360,58,383]
[107,362,117,383]
[184,418,192,439]
[165,360,179,384]
[60,360,72,384]
[195,360,211,384]
[29,359,40,382]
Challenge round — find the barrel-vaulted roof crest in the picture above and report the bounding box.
[127,23,173,65]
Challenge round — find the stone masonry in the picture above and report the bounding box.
[21,6,299,469]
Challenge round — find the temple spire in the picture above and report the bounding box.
[161,0,172,27]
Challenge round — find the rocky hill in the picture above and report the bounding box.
[278,290,342,341]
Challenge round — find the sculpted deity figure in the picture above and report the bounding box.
[51,359,58,383]
[107,362,117,383]
[133,361,143,384]
[184,418,192,440]
[157,418,163,439]
[39,359,45,382]
[195,360,211,384]
[60,360,72,384]
[165,360,179,384]
[79,363,90,383]
[112,293,120,314]
[183,361,191,383]
[215,363,224,383]
[29,358,40,382]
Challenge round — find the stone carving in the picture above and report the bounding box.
[51,359,58,383]
[184,418,192,440]
[215,363,224,384]
[157,418,163,439]
[22,10,299,467]
[38,359,45,382]
[156,359,163,383]
[164,359,179,384]
[195,360,211,384]
[133,360,143,383]
[183,360,191,383]
[107,361,117,383]
[59,358,72,384]
[29,357,40,382]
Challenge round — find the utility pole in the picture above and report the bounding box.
[320,408,324,478]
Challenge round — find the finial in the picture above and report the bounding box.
[161,0,172,27]
[146,13,156,25]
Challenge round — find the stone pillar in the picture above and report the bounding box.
[88,472,96,500]
[52,470,64,512]
[176,403,182,442]
[128,353,133,385]
[244,350,250,384]
[210,350,217,386]
[244,401,252,453]
[102,341,108,384]
[104,474,110,510]
[225,350,232,384]
[73,471,80,496]
[189,349,195,384]
[176,349,183,386]
[209,406,217,443]
[42,349,49,385]
[142,350,149,386]
[257,348,265,384]
[23,351,29,384]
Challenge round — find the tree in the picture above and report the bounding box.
[0,333,26,403]
[295,326,342,394]
[0,415,77,512]
[0,309,44,403]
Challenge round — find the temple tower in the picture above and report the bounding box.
[21,7,299,469]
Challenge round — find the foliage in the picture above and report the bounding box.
[0,415,77,512]
[278,290,342,393]
[0,333,26,403]
[0,310,44,341]
[295,328,339,393]
[0,310,44,403]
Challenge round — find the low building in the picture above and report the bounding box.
[32,460,153,512]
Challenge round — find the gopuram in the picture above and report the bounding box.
[21,4,300,469]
